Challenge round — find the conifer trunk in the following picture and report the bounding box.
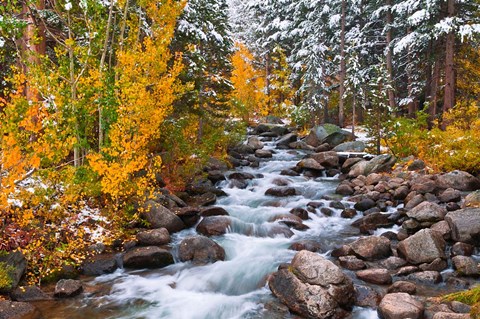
[385,0,396,111]
[338,0,346,127]
[443,0,456,116]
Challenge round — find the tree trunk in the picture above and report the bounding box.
[385,0,396,111]
[265,53,271,112]
[443,0,455,116]
[338,0,346,127]
[428,58,441,127]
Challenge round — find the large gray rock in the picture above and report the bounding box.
[196,216,232,236]
[406,202,447,223]
[268,251,354,319]
[445,208,480,244]
[397,229,446,264]
[296,158,325,171]
[0,300,40,319]
[349,236,391,261]
[464,190,480,208]
[322,132,347,147]
[136,228,170,246]
[246,136,264,150]
[365,154,396,175]
[10,286,52,302]
[356,268,392,285]
[333,141,366,152]
[82,254,118,276]
[378,293,424,319]
[0,251,26,294]
[276,133,298,147]
[437,170,480,191]
[347,160,369,178]
[141,200,185,233]
[452,256,479,276]
[54,279,83,298]
[123,246,174,269]
[178,236,225,265]
[265,187,297,197]
[309,151,339,168]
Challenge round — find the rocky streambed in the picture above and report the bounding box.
[2,123,480,319]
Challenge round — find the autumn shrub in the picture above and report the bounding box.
[0,262,15,291]
[386,103,480,174]
[443,285,480,318]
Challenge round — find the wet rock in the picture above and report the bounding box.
[178,236,225,265]
[349,236,391,261]
[354,198,376,212]
[122,246,174,269]
[228,172,255,180]
[396,266,419,276]
[280,169,300,177]
[136,228,170,246]
[331,245,354,258]
[406,271,442,284]
[439,188,462,203]
[268,251,354,319]
[341,208,357,219]
[141,200,185,233]
[0,251,27,294]
[272,214,308,231]
[266,225,295,238]
[354,285,381,308]
[446,277,470,289]
[329,200,346,209]
[82,254,118,276]
[352,212,394,234]
[10,286,52,302]
[309,151,339,168]
[54,279,83,298]
[228,179,249,189]
[207,170,226,184]
[397,229,446,264]
[437,170,480,191]
[247,136,264,150]
[289,207,309,220]
[173,207,201,227]
[255,149,273,158]
[378,293,424,319]
[431,221,451,240]
[0,300,40,319]
[445,208,480,244]
[381,257,408,270]
[200,206,229,217]
[338,256,366,270]
[323,131,348,147]
[452,256,479,276]
[288,240,323,253]
[296,158,325,171]
[315,143,332,152]
[320,207,334,216]
[356,268,392,285]
[419,258,448,272]
[196,216,232,236]
[336,183,354,196]
[276,133,298,147]
[464,190,480,208]
[451,242,474,257]
[450,301,471,314]
[333,141,366,152]
[406,202,447,223]
[265,187,297,197]
[387,281,416,294]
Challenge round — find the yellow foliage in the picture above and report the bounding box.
[230,42,267,122]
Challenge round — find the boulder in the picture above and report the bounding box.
[173,207,201,227]
[82,254,118,276]
[309,151,339,168]
[0,251,27,294]
[381,257,408,270]
[314,125,330,141]
[408,159,426,171]
[276,133,298,147]
[338,256,366,270]
[268,251,354,319]
[265,187,297,197]
[452,256,479,276]
[188,192,219,207]
[438,188,462,203]
[356,268,392,285]
[200,207,229,217]
[296,158,325,171]
[10,286,52,302]
[348,160,369,178]
[288,240,323,253]
[464,190,480,208]
[354,198,376,212]
[445,208,480,244]
[246,136,264,150]
[289,208,309,220]
[351,212,394,233]
[378,293,424,319]
[54,279,83,298]
[255,149,273,158]
[365,154,396,175]
[431,221,451,240]
[433,313,469,319]
[354,285,381,308]
[397,229,446,264]
[349,236,391,261]
[336,183,354,196]
[178,236,225,265]
[333,141,366,152]
[341,208,357,218]
[406,271,442,284]
[303,130,321,147]
[406,202,447,223]
[141,200,185,233]
[228,172,255,180]
[437,170,480,191]
[451,242,474,257]
[0,301,40,319]
[122,246,174,269]
[136,228,170,246]
[322,132,347,147]
[387,281,416,294]
[196,216,232,236]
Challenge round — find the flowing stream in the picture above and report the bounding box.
[35,140,386,319]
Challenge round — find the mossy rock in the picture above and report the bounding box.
[0,251,26,294]
[0,262,15,293]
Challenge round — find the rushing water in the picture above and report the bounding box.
[35,141,384,319]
